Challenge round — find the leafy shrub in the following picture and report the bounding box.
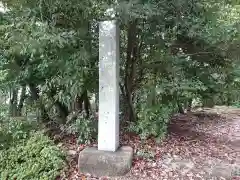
[0,118,66,180]
[0,117,38,149]
[0,104,9,119]
[231,102,240,108]
[64,112,97,144]
[130,104,176,140]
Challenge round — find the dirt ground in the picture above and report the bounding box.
[60,106,240,180]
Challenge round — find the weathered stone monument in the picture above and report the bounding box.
[78,20,133,177]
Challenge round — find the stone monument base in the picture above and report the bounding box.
[78,146,133,177]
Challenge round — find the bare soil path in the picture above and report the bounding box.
[60,106,240,180]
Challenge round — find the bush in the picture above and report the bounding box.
[129,104,176,140]
[0,104,9,119]
[64,112,97,144]
[0,117,38,149]
[0,118,66,180]
[232,102,240,108]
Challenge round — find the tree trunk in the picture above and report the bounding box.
[177,102,185,114]
[47,88,69,123]
[54,100,69,123]
[75,94,83,111]
[124,20,138,122]
[29,83,49,122]
[29,84,39,100]
[9,88,18,117]
[17,85,26,116]
[187,99,192,112]
[83,90,91,117]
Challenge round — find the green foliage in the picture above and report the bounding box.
[0,0,240,140]
[0,104,9,119]
[233,167,240,177]
[231,102,240,108]
[0,117,38,149]
[0,118,66,180]
[130,104,176,140]
[65,112,97,144]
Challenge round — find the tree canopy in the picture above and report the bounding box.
[0,0,240,139]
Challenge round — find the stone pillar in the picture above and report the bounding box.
[78,20,133,177]
[98,20,119,152]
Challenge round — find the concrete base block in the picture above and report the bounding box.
[78,146,133,177]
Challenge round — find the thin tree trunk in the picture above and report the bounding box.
[17,85,26,116]
[9,88,18,117]
[177,102,185,114]
[83,90,91,117]
[75,94,84,112]
[187,99,192,112]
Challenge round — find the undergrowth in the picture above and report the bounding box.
[0,118,66,180]
[63,111,97,144]
[129,103,176,140]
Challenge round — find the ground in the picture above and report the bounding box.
[59,106,240,180]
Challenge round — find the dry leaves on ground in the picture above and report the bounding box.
[60,106,240,180]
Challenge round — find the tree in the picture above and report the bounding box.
[0,0,239,139]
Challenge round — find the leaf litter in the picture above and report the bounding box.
[59,106,240,180]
